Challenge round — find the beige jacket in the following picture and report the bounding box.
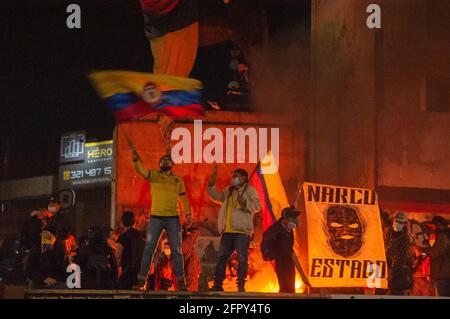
[208,183,261,236]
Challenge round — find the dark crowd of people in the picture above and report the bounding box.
[382,212,450,296]
[20,197,201,291]
[18,151,450,297]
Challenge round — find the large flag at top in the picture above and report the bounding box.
[89,70,204,121]
[251,151,290,232]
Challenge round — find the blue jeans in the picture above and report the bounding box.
[139,216,184,280]
[213,233,250,289]
[434,279,450,297]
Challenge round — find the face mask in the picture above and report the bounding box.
[393,222,404,232]
[231,177,241,187]
[164,248,171,256]
[286,221,297,231]
[160,164,172,172]
[48,206,57,213]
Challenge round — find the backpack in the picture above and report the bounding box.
[261,228,277,261]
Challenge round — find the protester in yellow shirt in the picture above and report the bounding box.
[132,149,191,291]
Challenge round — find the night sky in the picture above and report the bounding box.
[1,0,310,180]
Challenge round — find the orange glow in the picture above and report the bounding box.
[208,263,306,294]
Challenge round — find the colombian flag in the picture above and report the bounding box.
[251,152,290,232]
[89,70,204,121]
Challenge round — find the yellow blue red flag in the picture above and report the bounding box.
[251,151,290,231]
[89,70,204,121]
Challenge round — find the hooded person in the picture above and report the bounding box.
[207,165,261,292]
[261,207,300,293]
[132,152,192,291]
[386,212,414,295]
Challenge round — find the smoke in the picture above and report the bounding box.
[248,24,310,126]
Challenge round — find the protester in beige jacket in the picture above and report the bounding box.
[208,165,261,292]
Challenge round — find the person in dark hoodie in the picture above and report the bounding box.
[261,207,302,293]
[74,226,118,289]
[24,230,68,289]
[421,216,450,296]
[386,212,414,295]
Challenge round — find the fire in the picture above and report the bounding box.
[255,275,305,293]
[209,263,307,293]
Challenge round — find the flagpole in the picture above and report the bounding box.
[238,161,261,200]
[122,123,142,162]
[291,181,311,290]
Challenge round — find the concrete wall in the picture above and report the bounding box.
[310,0,450,193]
[309,0,377,188]
[113,111,304,233]
[0,175,54,201]
[377,0,450,190]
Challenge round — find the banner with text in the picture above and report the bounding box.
[303,182,387,288]
[59,140,113,190]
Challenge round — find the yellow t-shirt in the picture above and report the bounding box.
[133,161,190,217]
[224,191,246,234]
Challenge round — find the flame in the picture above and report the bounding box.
[209,263,306,294]
[256,275,304,293]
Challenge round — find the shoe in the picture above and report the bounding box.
[238,286,246,293]
[209,285,224,292]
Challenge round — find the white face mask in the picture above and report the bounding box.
[393,222,404,232]
[231,177,241,187]
[48,206,58,213]
[286,221,297,231]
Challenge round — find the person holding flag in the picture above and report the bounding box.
[132,150,192,291]
[208,165,261,292]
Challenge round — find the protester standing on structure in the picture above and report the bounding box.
[132,150,192,291]
[208,165,261,292]
[261,207,301,293]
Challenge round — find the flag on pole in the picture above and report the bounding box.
[251,151,289,232]
[89,70,204,121]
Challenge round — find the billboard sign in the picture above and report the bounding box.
[59,140,113,189]
[59,131,86,164]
